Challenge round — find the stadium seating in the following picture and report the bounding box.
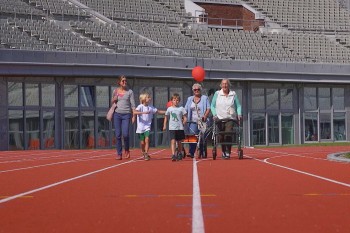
[0,0,44,16]
[1,0,350,63]
[242,0,350,32]
[28,0,87,16]
[78,0,183,23]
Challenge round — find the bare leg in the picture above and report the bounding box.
[171,139,176,155]
[144,137,149,153]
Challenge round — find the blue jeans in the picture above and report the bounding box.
[113,113,132,155]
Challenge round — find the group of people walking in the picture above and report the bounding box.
[110,75,242,161]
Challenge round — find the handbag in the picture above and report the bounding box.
[106,102,117,121]
[195,102,207,134]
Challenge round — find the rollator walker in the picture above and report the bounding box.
[211,118,243,160]
[182,118,209,159]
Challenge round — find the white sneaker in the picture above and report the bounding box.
[222,152,230,159]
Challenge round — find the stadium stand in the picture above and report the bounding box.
[1,0,350,63]
[242,0,350,32]
[28,0,87,16]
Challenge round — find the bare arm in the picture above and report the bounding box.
[163,116,168,131]
[133,109,150,115]
[182,114,187,126]
[156,109,166,114]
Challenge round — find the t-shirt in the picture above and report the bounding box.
[190,101,201,122]
[113,89,136,114]
[135,104,158,133]
[165,106,187,130]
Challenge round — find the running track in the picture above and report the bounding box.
[0,146,349,233]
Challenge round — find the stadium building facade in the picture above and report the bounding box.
[1,50,349,151]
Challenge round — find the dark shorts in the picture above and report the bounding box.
[169,130,185,141]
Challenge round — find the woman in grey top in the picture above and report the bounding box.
[111,75,136,160]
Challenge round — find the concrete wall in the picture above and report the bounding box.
[196,3,264,30]
[1,50,350,84]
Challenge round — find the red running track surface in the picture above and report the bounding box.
[0,146,349,233]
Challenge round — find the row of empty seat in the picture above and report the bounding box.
[1,18,108,52]
[0,0,44,16]
[28,0,88,16]
[78,0,184,23]
[2,0,350,63]
[243,0,350,32]
[120,21,222,58]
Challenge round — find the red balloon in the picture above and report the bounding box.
[166,100,172,108]
[192,66,205,82]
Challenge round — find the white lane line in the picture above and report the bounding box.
[0,150,102,163]
[0,150,164,204]
[263,158,350,188]
[0,149,166,204]
[192,158,205,233]
[0,154,114,173]
[252,148,328,161]
[246,155,350,188]
[0,159,136,204]
[1,149,168,173]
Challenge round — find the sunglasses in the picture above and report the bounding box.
[121,80,127,83]
[193,89,201,91]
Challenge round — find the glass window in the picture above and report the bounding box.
[333,88,344,110]
[8,82,23,106]
[64,85,78,107]
[304,112,318,141]
[319,88,331,110]
[25,83,39,106]
[320,113,331,140]
[80,86,95,107]
[26,111,40,149]
[282,113,294,144]
[110,87,115,101]
[155,87,168,111]
[96,86,110,108]
[42,84,56,107]
[82,111,95,149]
[140,87,152,95]
[43,111,55,149]
[268,114,279,143]
[334,112,346,141]
[280,88,293,110]
[8,110,24,150]
[64,111,79,149]
[154,87,168,146]
[252,88,265,110]
[252,113,265,145]
[304,87,317,110]
[97,111,110,148]
[266,89,279,110]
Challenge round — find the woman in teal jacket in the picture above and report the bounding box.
[211,79,242,159]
